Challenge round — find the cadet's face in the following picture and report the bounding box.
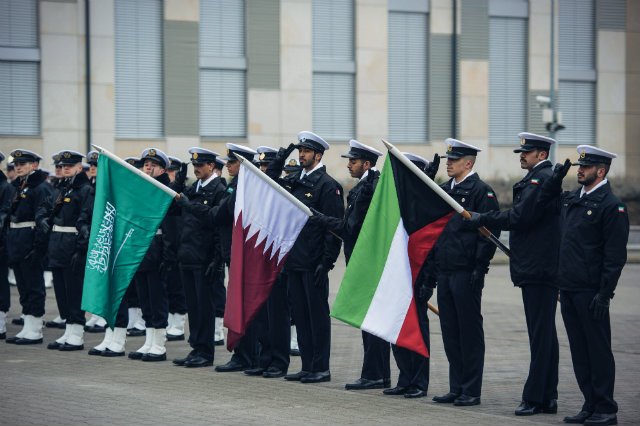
[143,160,165,178]
[519,150,546,170]
[259,163,269,173]
[14,161,37,177]
[61,163,82,177]
[347,159,366,179]
[577,165,603,187]
[193,162,213,180]
[299,147,320,170]
[88,165,97,177]
[167,169,176,182]
[55,165,63,177]
[446,157,468,179]
[226,160,240,177]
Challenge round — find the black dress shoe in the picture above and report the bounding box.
[5,336,19,344]
[345,378,386,390]
[584,413,617,426]
[432,392,460,403]
[166,333,184,342]
[88,347,104,356]
[59,342,84,351]
[128,351,145,360]
[284,371,310,381]
[47,341,63,350]
[383,386,408,396]
[172,352,196,366]
[101,348,125,357]
[127,328,145,337]
[262,367,286,378]
[142,353,167,362]
[404,387,427,399]
[454,394,481,406]
[543,399,558,414]
[214,339,224,346]
[15,337,43,345]
[215,359,249,372]
[184,355,213,368]
[11,318,23,326]
[564,411,593,424]
[515,401,541,416]
[85,324,106,333]
[300,371,331,383]
[289,348,300,356]
[244,367,266,376]
[45,320,66,329]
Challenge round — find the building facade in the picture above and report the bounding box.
[1,0,638,183]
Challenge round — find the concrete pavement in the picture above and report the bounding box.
[1,262,638,425]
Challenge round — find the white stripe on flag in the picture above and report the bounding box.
[360,219,413,343]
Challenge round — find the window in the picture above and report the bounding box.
[558,0,595,145]
[388,7,428,143]
[312,0,355,140]
[200,0,246,138]
[489,1,528,145]
[115,0,164,139]
[0,0,39,136]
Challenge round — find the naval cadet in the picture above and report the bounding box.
[427,139,500,406]
[266,131,345,384]
[5,149,54,345]
[542,146,628,426]
[0,152,16,340]
[467,132,560,416]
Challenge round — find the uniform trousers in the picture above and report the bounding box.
[437,270,484,397]
[521,284,559,404]
[255,274,291,372]
[0,253,9,313]
[13,260,45,317]
[135,269,169,329]
[213,266,226,318]
[362,331,391,381]
[51,267,85,325]
[561,290,617,414]
[181,266,215,359]
[165,265,187,315]
[391,297,429,390]
[287,270,330,373]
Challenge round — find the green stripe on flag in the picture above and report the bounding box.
[331,155,401,327]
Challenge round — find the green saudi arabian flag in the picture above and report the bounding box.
[81,151,175,327]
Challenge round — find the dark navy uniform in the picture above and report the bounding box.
[473,133,560,411]
[0,154,16,335]
[267,132,344,382]
[176,149,226,365]
[429,140,499,402]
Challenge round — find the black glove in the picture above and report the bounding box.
[271,143,297,170]
[589,293,610,320]
[79,225,90,241]
[70,251,85,272]
[469,268,486,291]
[417,282,434,302]
[465,211,484,228]
[548,159,572,188]
[38,218,51,234]
[313,263,328,287]
[175,193,191,210]
[424,154,440,180]
[175,162,189,186]
[205,258,222,282]
[307,207,341,230]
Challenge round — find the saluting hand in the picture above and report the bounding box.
[549,159,572,187]
[424,154,440,180]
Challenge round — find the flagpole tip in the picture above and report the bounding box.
[91,144,105,153]
[381,139,393,151]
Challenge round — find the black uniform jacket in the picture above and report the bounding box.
[267,164,344,272]
[0,170,16,256]
[554,183,629,297]
[478,161,559,286]
[201,176,236,265]
[47,172,93,268]
[342,170,379,262]
[7,170,53,263]
[139,172,173,272]
[178,175,226,268]
[429,173,500,273]
[161,178,187,268]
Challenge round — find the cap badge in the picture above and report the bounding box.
[192,152,199,160]
[259,153,266,160]
[288,159,297,166]
[520,138,526,146]
[14,151,22,157]
[53,154,61,162]
[63,151,71,158]
[148,148,156,157]
[579,151,586,159]
[447,145,453,153]
[91,153,98,160]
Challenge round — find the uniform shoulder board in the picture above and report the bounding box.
[617,204,626,213]
[530,178,540,185]
[487,191,495,198]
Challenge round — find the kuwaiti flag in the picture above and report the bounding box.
[225,161,309,350]
[331,153,454,357]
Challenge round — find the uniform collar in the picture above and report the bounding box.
[197,171,219,192]
[300,161,323,180]
[580,178,608,198]
[451,170,476,189]
[360,167,377,181]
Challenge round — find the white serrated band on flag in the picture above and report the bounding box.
[236,163,309,265]
[360,219,413,343]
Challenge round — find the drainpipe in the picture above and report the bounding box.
[85,0,92,153]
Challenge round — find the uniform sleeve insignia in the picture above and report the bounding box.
[618,205,626,213]
[530,178,540,185]
[487,191,495,198]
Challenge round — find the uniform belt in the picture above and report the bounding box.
[156,229,162,235]
[53,225,78,234]
[10,221,36,229]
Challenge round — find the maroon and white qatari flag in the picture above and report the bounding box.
[224,162,309,350]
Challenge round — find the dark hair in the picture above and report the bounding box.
[597,163,610,177]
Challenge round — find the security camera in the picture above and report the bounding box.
[536,95,551,106]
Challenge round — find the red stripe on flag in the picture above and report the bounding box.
[396,298,429,357]
[407,212,454,283]
[225,211,284,351]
